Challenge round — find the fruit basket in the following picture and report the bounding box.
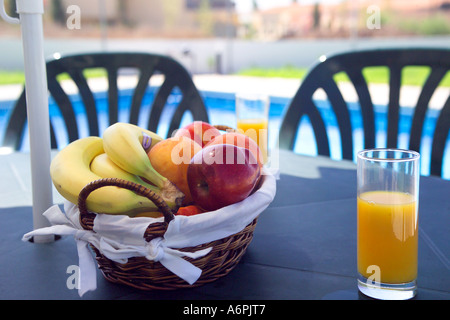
[76,171,276,292]
[22,121,277,296]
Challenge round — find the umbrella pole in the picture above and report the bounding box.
[14,0,54,243]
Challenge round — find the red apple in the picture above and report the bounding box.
[187,144,261,211]
[174,121,221,147]
[205,132,264,168]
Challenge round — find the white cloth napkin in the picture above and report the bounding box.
[22,169,277,297]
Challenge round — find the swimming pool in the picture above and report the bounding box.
[203,90,448,179]
[0,87,449,179]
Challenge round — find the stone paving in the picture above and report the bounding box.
[1,74,448,109]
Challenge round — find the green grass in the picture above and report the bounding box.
[237,66,450,87]
[0,71,26,85]
[236,65,308,79]
[56,68,107,82]
[0,68,108,85]
[1,66,449,87]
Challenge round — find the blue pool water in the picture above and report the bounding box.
[0,87,449,179]
[203,91,449,179]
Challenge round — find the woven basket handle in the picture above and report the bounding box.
[78,178,175,230]
[78,124,234,230]
[214,124,236,132]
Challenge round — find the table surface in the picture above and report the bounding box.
[0,149,449,300]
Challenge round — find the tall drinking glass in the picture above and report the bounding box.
[357,149,420,300]
[235,92,269,164]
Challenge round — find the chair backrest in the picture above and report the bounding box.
[279,48,450,177]
[3,52,209,150]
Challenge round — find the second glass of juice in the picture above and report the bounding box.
[357,148,420,300]
[235,92,269,164]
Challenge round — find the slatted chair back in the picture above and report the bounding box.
[3,52,209,150]
[279,48,450,177]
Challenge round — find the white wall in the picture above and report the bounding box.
[1,36,449,74]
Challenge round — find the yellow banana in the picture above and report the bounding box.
[50,136,164,216]
[90,152,180,208]
[91,152,155,188]
[102,122,185,203]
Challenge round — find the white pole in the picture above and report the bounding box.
[98,0,108,51]
[15,0,54,243]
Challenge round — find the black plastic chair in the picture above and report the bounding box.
[279,48,450,177]
[3,52,209,150]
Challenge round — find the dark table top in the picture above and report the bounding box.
[0,150,449,301]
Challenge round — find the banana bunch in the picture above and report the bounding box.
[90,153,156,190]
[50,123,185,216]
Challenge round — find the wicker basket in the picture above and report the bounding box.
[77,177,260,291]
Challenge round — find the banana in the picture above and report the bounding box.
[91,152,156,188]
[50,136,163,216]
[102,122,185,203]
[90,152,180,208]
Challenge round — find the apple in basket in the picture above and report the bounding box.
[174,121,221,147]
[187,144,261,211]
[205,132,264,168]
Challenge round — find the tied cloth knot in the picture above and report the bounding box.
[74,229,92,243]
[22,204,212,297]
[144,238,165,262]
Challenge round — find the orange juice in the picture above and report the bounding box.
[237,118,268,164]
[357,191,418,284]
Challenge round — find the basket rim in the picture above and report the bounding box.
[80,171,272,248]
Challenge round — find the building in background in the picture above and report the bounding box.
[0,0,449,73]
[46,0,237,38]
[2,0,449,40]
[245,0,450,41]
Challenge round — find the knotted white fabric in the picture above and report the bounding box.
[22,169,277,297]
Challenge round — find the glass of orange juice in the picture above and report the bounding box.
[357,148,420,300]
[235,92,269,164]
